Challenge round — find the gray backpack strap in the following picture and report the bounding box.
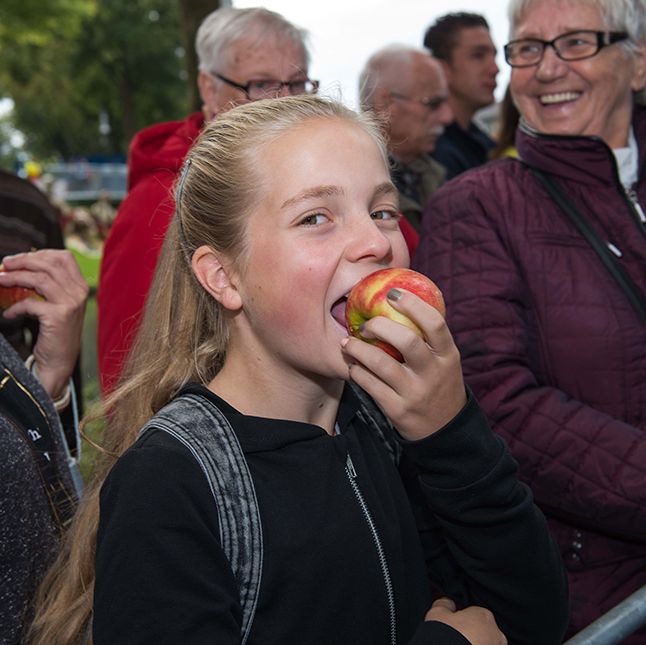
[140,392,263,645]
[348,383,401,465]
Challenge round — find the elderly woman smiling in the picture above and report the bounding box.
[413,0,646,641]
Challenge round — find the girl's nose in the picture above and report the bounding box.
[346,216,393,263]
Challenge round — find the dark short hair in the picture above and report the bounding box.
[423,12,490,61]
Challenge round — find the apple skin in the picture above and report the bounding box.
[345,268,445,361]
[0,264,41,310]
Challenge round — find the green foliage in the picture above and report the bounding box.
[79,388,106,482]
[0,0,189,159]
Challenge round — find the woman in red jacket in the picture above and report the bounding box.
[414,0,646,641]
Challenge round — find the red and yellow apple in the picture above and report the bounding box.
[345,267,445,361]
[0,264,41,310]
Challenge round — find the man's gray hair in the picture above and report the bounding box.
[358,44,429,111]
[196,6,310,74]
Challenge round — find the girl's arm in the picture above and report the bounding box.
[341,293,568,645]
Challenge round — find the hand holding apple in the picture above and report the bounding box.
[0,264,42,310]
[345,267,445,361]
[0,250,88,400]
[341,267,465,440]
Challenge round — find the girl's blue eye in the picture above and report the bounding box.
[299,213,328,226]
[371,209,399,221]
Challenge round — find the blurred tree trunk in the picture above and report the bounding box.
[177,0,224,112]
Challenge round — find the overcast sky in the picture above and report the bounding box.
[233,0,512,109]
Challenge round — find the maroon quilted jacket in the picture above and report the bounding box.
[414,106,646,642]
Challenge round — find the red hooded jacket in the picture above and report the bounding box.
[414,107,646,641]
[98,113,419,393]
[97,113,203,393]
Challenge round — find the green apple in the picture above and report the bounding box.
[345,267,445,361]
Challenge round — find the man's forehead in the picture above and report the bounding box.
[227,36,307,74]
[417,59,447,92]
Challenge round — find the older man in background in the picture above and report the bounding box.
[423,13,499,179]
[97,7,317,394]
[359,45,453,233]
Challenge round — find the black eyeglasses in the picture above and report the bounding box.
[504,30,628,68]
[390,92,447,112]
[211,72,319,100]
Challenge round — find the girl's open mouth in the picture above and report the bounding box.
[331,295,348,331]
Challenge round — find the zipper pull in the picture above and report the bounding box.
[607,242,623,258]
[346,453,357,478]
[627,189,646,223]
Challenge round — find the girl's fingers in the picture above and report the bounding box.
[342,288,467,440]
[342,333,408,395]
[386,288,454,354]
[431,597,457,612]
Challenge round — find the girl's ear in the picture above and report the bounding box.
[192,245,242,311]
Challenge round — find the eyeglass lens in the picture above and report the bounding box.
[247,79,317,99]
[506,31,610,67]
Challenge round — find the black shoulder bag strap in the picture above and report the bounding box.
[139,392,262,645]
[531,167,646,325]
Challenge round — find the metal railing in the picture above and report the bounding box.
[564,585,646,645]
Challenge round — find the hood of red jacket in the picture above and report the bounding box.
[126,112,204,191]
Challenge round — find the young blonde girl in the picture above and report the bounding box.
[29,95,567,645]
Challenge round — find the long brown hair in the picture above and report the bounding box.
[28,94,387,644]
[490,85,520,160]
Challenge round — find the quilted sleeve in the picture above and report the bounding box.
[413,168,646,544]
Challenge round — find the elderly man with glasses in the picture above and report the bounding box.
[97,7,317,394]
[414,0,646,641]
[359,45,454,236]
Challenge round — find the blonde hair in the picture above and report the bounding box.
[28,94,387,644]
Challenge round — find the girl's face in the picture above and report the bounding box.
[231,117,408,384]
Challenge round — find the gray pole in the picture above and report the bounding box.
[564,585,646,645]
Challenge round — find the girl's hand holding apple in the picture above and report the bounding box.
[341,268,466,441]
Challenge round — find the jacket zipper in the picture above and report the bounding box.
[626,188,646,225]
[345,453,397,645]
[610,188,646,256]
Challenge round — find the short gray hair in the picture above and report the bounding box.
[358,44,429,111]
[196,6,310,74]
[508,0,646,57]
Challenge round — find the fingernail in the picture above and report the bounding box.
[387,288,401,301]
[340,336,349,348]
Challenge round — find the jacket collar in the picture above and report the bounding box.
[516,104,646,187]
[179,382,362,453]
